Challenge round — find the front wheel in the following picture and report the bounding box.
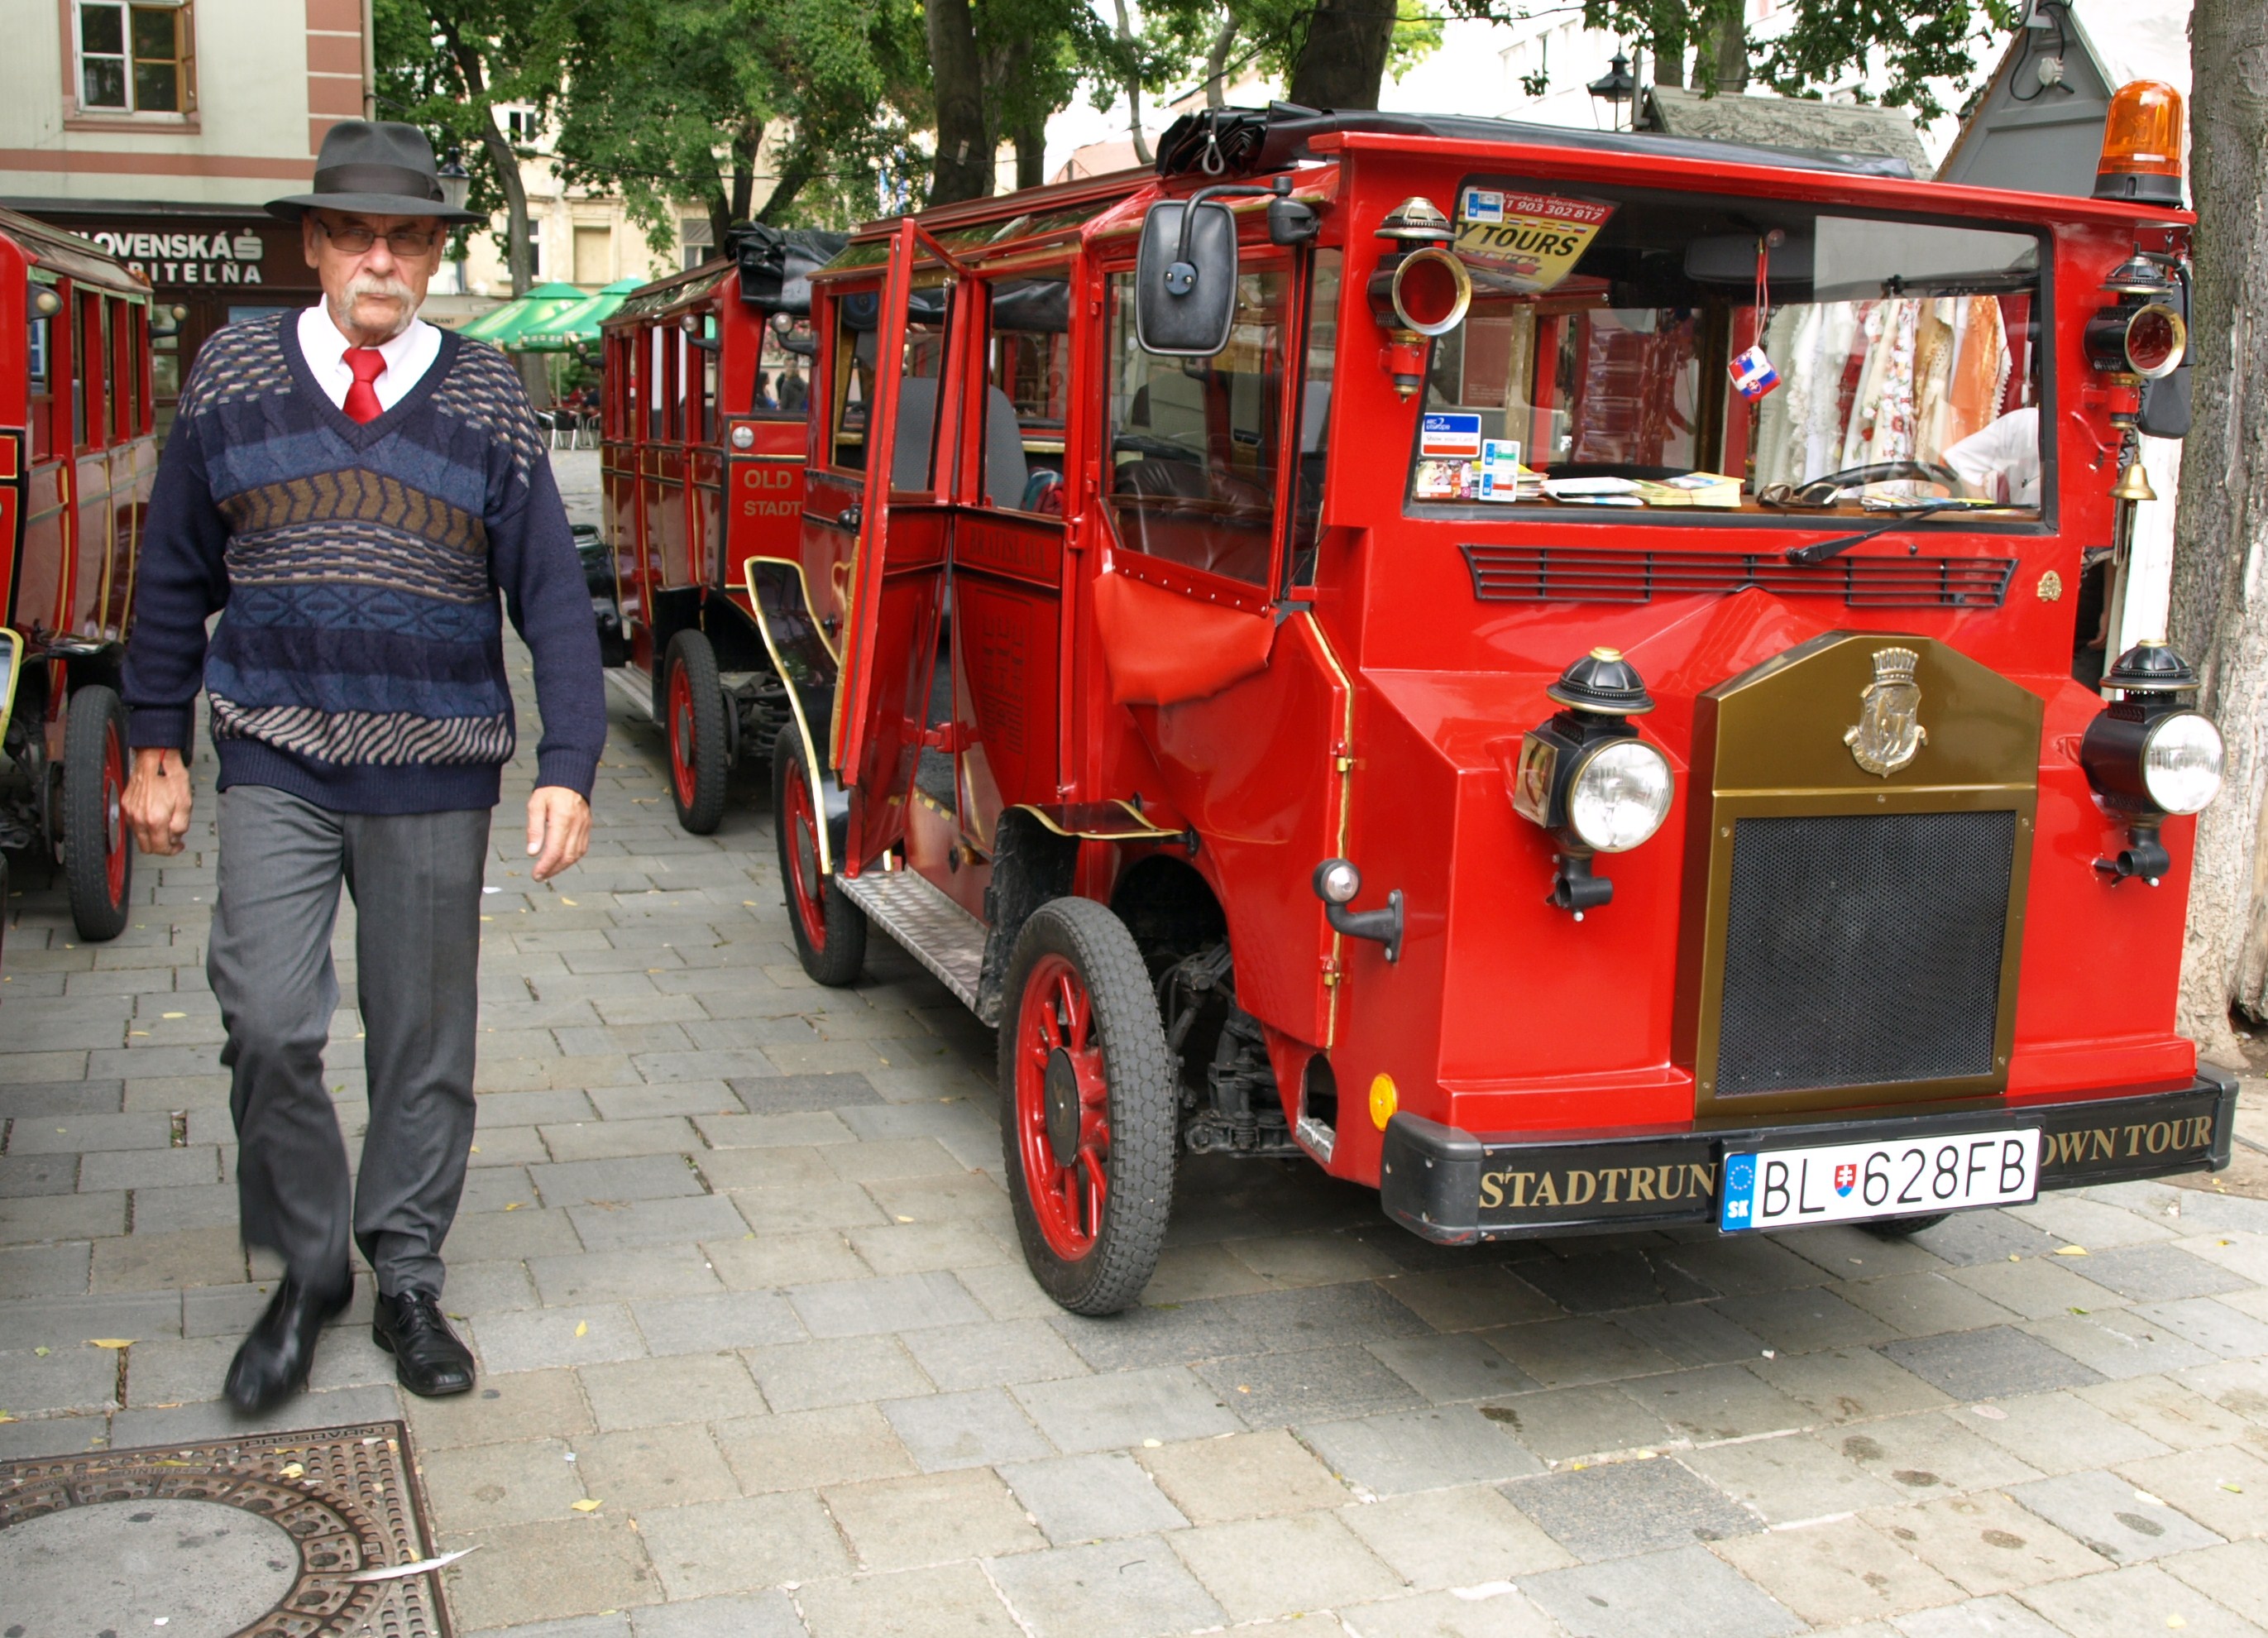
[63,685,132,941]
[772,726,866,985]
[998,898,1176,1315]
[663,628,730,834]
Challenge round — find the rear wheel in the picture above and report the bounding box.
[664,628,729,834]
[63,685,132,941]
[772,725,865,985]
[1864,1214,1950,1239]
[998,898,1175,1315]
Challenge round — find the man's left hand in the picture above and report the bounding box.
[527,787,591,882]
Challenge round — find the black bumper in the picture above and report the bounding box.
[1380,1067,2239,1243]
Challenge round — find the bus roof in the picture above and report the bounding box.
[0,205,150,300]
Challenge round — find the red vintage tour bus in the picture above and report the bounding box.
[607,86,2232,1314]
[2,208,159,945]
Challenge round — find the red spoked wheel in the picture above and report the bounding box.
[770,724,865,985]
[663,628,729,834]
[999,898,1175,1315]
[63,684,132,941]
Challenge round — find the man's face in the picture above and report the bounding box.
[302,208,444,342]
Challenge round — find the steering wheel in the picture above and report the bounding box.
[1785,459,1964,507]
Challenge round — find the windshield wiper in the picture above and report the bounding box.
[1785,500,1975,567]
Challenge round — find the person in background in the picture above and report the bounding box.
[1944,404,2041,506]
[119,122,607,1413]
[778,366,808,414]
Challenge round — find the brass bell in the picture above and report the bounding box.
[2111,457,2158,503]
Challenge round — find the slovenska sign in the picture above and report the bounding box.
[1454,189,1616,294]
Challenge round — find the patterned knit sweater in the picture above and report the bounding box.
[123,315,605,813]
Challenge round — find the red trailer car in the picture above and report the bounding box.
[595,228,844,832]
[2,208,159,943]
[743,90,2232,1315]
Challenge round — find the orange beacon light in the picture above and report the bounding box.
[2093,80,2185,206]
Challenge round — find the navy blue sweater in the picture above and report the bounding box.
[123,315,606,813]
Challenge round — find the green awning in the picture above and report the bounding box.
[457,282,589,346]
[517,277,644,352]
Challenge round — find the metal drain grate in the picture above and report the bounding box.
[0,1420,451,1638]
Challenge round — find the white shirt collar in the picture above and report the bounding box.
[297,304,443,414]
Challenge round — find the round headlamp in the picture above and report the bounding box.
[1567,740,1673,853]
[2140,711,2223,815]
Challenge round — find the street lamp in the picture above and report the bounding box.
[1588,50,1636,130]
[437,149,472,214]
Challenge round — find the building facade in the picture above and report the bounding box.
[2,0,370,427]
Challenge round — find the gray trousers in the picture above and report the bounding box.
[208,785,490,1298]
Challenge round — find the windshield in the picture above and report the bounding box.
[1419,183,2046,518]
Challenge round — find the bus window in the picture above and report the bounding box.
[699,318,717,443]
[28,303,55,461]
[977,272,1069,515]
[830,276,952,488]
[113,299,136,442]
[647,325,666,441]
[1290,249,1340,582]
[1104,263,1289,587]
[73,290,100,448]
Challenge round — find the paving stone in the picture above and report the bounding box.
[578,1352,767,1430]
[637,1491,851,1597]
[476,1616,630,1638]
[402,1367,594,1450]
[1745,1343,1949,1425]
[998,1451,1190,1545]
[538,1117,703,1162]
[437,1516,661,1628]
[3,1114,175,1154]
[1168,1510,1401,1621]
[986,1534,1226,1638]
[109,1381,402,1448]
[530,1154,706,1207]
[570,1195,750,1252]
[879,1386,1051,1471]
[955,1261,1061,1322]
[2161,1540,2268,1628]
[1840,1272,2026,1339]
[1199,1343,1426,1426]
[845,1220,1014,1278]
[628,1289,803,1355]
[1517,1249,1715,1315]
[1710,1285,1897,1355]
[2062,1242,2251,1303]
[1713,1515,1965,1626]
[1472,1382,1673,1463]
[698,1147,840,1191]
[77,1147,222,1192]
[575,1423,742,1511]
[1055,1282,1431,1372]
[2006,1467,2226,1563]
[0,1341,120,1415]
[449,1205,586,1262]
[628,1591,806,1638]
[1012,1366,1239,1453]
[1341,1482,1577,1588]
[1519,1544,1805,1638]
[1882,1325,2108,1400]
[1370,1267,1560,1333]
[1682,1430,1908,1523]
[1868,1489,2115,1595]
[1834,1412,2045,1495]
[0,1155,79,1196]
[1505,1455,1761,1559]
[2074,1372,2257,1449]
[1605,1300,1770,1369]
[1362,1332,1539,1406]
[2017,1561,2267,1638]
[1336,1586,1562,1638]
[2179,1358,2268,1429]
[1122,1429,1342,1525]
[475,1302,647,1374]
[89,1224,247,1291]
[1299,1405,1543,1497]
[1959,1389,2172,1472]
[1943,1255,2127,1321]
[893,1317,1087,1391]
[2113,1444,2268,1540]
[0,1240,91,1299]
[794,1563,1022,1638]
[2020,1309,2218,1379]
[716,1405,916,1494]
[1615,1363,1812,1443]
[703,1229,870,1290]
[785,1270,984,1338]
[695,1111,859,1148]
[2006,1195,2179,1249]
[1139,1243,1279,1303]
[1483,1317,1678,1389]
[420,1436,591,1530]
[744,1334,933,1412]
[1903,1209,2068,1267]
[732,1181,896,1233]
[2133,1296,2268,1360]
[529,1248,723,1305]
[1,1191,129,1245]
[825,1466,1045,1571]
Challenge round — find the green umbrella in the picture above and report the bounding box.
[517,277,645,352]
[457,281,588,346]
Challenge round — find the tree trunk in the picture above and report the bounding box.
[756,150,816,226]
[1112,0,1151,166]
[729,120,762,228]
[2168,0,2268,1058]
[438,18,534,296]
[1286,0,1397,112]
[1708,7,1749,93]
[1650,2,1683,85]
[925,0,993,204]
[1014,118,1046,189]
[1204,19,1237,108]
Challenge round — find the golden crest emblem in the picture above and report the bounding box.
[1845,647,1927,777]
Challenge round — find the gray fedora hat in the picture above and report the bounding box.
[267,120,481,223]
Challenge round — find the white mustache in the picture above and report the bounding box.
[348,273,416,305]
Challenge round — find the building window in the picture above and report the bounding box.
[680,216,713,272]
[572,225,611,285]
[78,0,193,114]
[501,106,538,142]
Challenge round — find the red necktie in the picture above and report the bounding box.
[343,347,387,424]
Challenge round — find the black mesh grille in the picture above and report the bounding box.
[1715,811,2016,1097]
[1460,544,2015,608]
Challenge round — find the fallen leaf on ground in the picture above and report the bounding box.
[574,1320,588,1337]
[571,1498,601,1512]
[280,1463,305,1479]
[2055,1245,2089,1257]
[87,1339,134,1349]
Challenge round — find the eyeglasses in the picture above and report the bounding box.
[314,219,441,256]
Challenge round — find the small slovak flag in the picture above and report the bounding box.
[1730,344,1781,400]
[1834,1162,1858,1197]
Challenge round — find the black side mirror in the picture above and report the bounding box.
[1136,199,1239,357]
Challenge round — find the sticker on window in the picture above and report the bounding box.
[1420,412,1483,458]
[1453,192,1616,295]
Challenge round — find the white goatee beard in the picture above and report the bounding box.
[331,275,420,342]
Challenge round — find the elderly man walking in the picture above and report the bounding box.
[122,122,606,1411]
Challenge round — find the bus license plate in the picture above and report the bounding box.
[1719,1128,2041,1233]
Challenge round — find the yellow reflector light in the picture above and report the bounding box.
[1368,1073,1399,1130]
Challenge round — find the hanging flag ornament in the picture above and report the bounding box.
[1729,230,1783,401]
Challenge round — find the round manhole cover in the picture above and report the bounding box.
[0,1497,301,1637]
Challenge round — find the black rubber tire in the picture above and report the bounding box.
[664,628,730,835]
[998,897,1176,1315]
[62,684,132,942]
[772,725,866,986]
[1864,1214,1951,1239]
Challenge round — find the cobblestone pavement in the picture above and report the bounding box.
[7,455,2268,1638]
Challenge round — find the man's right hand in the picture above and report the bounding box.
[122,747,193,856]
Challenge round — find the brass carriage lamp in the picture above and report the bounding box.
[437,150,472,215]
[1368,197,1470,399]
[2079,639,2224,885]
[1506,649,1675,917]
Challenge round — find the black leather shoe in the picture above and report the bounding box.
[225,1274,352,1414]
[373,1289,476,1397]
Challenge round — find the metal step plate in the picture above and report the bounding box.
[837,868,988,1013]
